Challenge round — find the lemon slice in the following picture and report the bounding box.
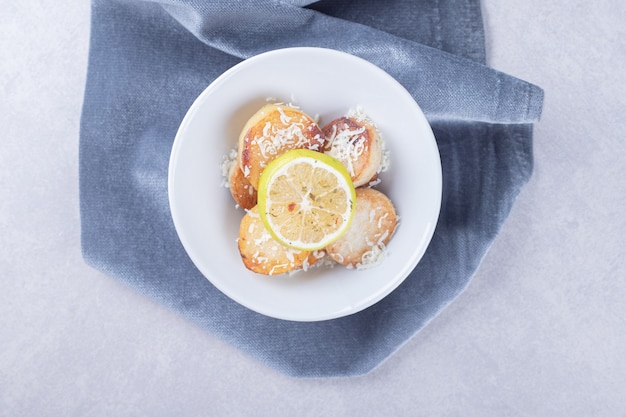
[257,149,356,251]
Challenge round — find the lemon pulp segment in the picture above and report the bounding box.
[258,150,356,251]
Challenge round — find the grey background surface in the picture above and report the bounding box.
[1,1,624,415]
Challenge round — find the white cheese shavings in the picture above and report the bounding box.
[244,208,260,218]
[289,251,335,276]
[378,133,391,174]
[220,148,238,188]
[353,206,393,269]
[377,213,389,229]
[356,243,387,270]
[368,178,381,187]
[368,208,377,224]
[324,123,367,177]
[253,122,312,160]
[265,96,301,110]
[270,264,289,276]
[347,106,391,174]
[277,107,292,125]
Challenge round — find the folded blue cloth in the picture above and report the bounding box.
[80,0,543,377]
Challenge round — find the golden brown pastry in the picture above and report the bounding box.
[322,114,382,187]
[238,206,311,275]
[227,158,257,210]
[238,104,325,190]
[324,188,397,269]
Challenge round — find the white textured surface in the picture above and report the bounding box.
[1,1,625,415]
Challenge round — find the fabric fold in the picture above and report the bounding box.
[80,0,543,377]
[156,0,543,124]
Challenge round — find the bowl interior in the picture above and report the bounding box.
[168,47,441,321]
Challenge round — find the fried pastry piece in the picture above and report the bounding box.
[238,206,310,276]
[238,103,325,190]
[325,188,397,269]
[302,249,327,271]
[322,114,382,187]
[227,159,257,210]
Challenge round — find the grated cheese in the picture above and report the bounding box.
[348,106,391,174]
[377,213,389,229]
[244,208,260,218]
[220,148,238,188]
[253,121,313,160]
[277,107,292,125]
[324,122,367,177]
[356,243,387,270]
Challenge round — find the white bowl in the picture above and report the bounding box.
[168,47,441,322]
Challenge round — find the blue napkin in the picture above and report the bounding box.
[80,0,543,377]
